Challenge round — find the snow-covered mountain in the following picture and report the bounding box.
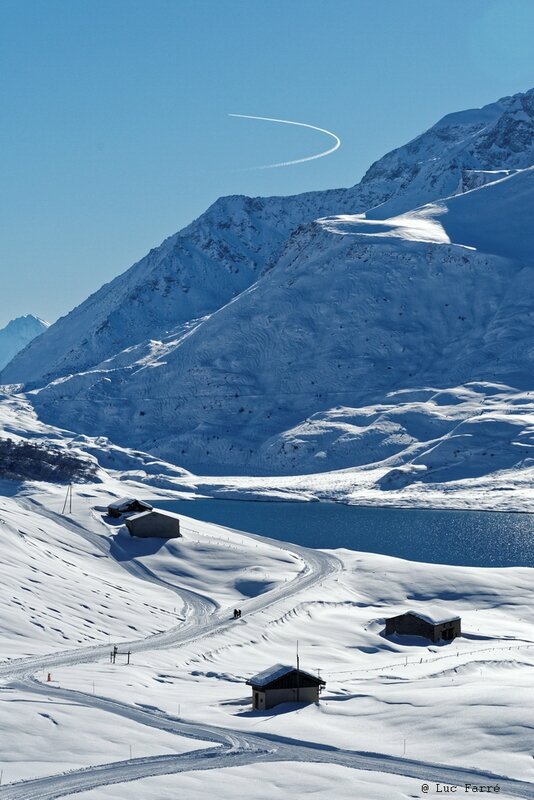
[5,87,534,388]
[3,88,534,479]
[0,191,351,386]
[0,314,48,372]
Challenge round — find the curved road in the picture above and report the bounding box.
[1,501,533,798]
[2,679,534,800]
[0,499,339,682]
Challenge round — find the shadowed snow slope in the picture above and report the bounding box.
[3,88,534,480]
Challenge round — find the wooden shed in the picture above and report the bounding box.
[385,608,461,643]
[246,663,325,710]
[107,497,153,518]
[125,508,181,539]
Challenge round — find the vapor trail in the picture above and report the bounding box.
[229,113,341,169]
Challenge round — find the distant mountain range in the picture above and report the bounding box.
[0,315,48,372]
[3,88,534,481]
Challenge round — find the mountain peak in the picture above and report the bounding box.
[0,315,49,373]
[357,86,534,218]
[4,314,49,329]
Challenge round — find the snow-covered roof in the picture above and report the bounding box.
[405,607,461,625]
[108,497,152,511]
[246,663,325,687]
[126,507,180,523]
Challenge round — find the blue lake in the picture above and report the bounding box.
[155,499,534,568]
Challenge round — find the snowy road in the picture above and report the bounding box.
[2,680,534,799]
[0,499,339,682]
[2,502,533,798]
[0,540,337,681]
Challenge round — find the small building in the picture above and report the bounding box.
[385,608,461,643]
[125,508,181,539]
[246,663,325,711]
[107,497,153,519]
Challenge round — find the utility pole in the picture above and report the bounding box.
[296,640,300,703]
[61,484,73,515]
[61,485,68,514]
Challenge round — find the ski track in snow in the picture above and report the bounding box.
[1,503,533,798]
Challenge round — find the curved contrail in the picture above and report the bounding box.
[229,113,341,169]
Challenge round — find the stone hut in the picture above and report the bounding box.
[246,663,325,711]
[385,608,461,643]
[125,508,181,539]
[107,497,153,519]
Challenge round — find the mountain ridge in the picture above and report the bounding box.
[5,87,534,386]
[3,87,534,481]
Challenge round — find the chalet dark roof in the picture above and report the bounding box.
[108,497,152,512]
[246,663,325,688]
[395,608,461,625]
[126,508,180,523]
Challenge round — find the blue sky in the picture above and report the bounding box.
[1,0,534,327]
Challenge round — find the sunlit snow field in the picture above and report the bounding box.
[0,479,533,798]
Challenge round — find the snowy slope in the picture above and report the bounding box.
[0,192,350,386]
[360,164,534,263]
[23,166,534,478]
[0,315,48,372]
[3,87,534,484]
[4,87,534,387]
[0,389,532,791]
[0,481,533,797]
[356,87,534,217]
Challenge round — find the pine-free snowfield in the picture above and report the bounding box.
[0,481,533,799]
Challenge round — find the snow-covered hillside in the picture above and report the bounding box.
[3,88,534,485]
[0,396,532,794]
[4,87,534,387]
[0,314,48,372]
[22,167,534,480]
[0,192,350,386]
[1,480,533,797]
